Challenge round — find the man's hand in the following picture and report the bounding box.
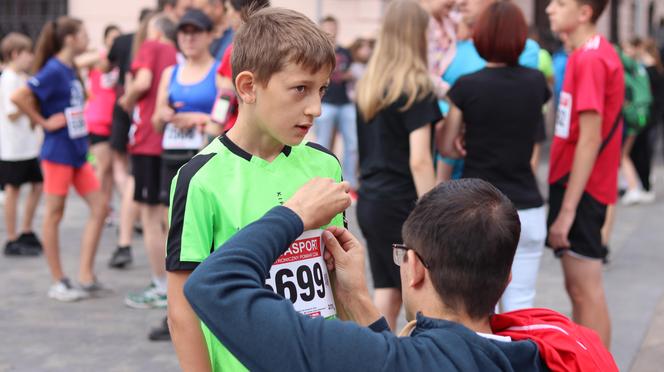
[323,226,381,326]
[284,178,351,231]
[548,209,575,250]
[172,112,207,131]
[43,113,67,131]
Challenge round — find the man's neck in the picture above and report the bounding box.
[419,307,493,334]
[568,23,598,51]
[226,112,285,162]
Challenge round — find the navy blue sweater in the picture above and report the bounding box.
[184,206,547,372]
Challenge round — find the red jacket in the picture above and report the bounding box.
[491,308,618,372]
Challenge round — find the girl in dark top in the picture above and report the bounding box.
[438,1,550,312]
[629,38,664,201]
[355,0,442,330]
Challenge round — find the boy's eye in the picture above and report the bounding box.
[294,86,306,93]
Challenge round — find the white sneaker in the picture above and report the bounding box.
[48,278,89,302]
[641,190,656,204]
[621,189,645,206]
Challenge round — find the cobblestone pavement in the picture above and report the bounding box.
[2,167,664,371]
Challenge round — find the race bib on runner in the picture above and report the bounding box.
[65,106,88,139]
[162,123,204,150]
[210,94,231,124]
[265,229,336,318]
[555,92,572,139]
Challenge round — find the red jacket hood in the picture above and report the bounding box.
[491,308,618,372]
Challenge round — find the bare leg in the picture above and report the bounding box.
[622,135,641,191]
[3,185,20,241]
[43,194,67,281]
[118,176,138,247]
[21,183,43,234]
[374,288,402,331]
[78,190,107,284]
[112,150,129,194]
[562,254,611,348]
[601,205,616,247]
[140,203,167,279]
[91,142,114,214]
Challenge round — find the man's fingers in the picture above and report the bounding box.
[323,230,345,259]
[326,226,356,251]
[339,181,351,193]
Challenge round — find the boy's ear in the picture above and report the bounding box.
[235,71,256,104]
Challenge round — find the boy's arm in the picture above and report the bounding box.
[548,111,602,249]
[167,271,212,372]
[166,169,217,372]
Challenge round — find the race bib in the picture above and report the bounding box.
[162,123,204,150]
[210,95,231,124]
[65,107,88,139]
[265,229,336,318]
[555,92,572,139]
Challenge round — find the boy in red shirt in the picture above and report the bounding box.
[546,0,623,348]
[118,13,177,308]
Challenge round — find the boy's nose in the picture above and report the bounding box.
[305,98,322,118]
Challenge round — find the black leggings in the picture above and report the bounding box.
[630,117,658,191]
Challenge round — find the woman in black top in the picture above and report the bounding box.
[438,2,550,312]
[355,0,441,330]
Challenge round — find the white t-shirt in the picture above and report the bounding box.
[0,69,42,161]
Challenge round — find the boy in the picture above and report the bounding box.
[0,33,43,256]
[118,14,177,309]
[546,0,623,348]
[166,7,344,371]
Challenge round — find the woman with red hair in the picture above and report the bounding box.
[438,1,551,312]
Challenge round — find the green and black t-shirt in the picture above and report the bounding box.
[166,135,344,371]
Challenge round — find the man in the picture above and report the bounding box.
[192,0,234,60]
[546,0,623,348]
[184,178,617,371]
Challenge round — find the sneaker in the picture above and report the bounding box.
[17,232,43,252]
[148,317,171,341]
[109,246,132,268]
[641,190,656,204]
[48,278,89,302]
[79,278,114,298]
[621,189,644,206]
[125,283,167,309]
[4,240,40,256]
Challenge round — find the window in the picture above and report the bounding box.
[0,0,68,42]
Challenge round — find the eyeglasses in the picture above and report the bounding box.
[392,243,430,269]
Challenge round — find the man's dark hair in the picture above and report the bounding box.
[402,179,521,320]
[576,0,608,23]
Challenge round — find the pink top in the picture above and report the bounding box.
[84,66,118,136]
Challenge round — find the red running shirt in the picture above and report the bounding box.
[84,66,118,136]
[548,35,624,205]
[129,40,177,155]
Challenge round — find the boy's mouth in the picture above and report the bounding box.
[295,124,312,134]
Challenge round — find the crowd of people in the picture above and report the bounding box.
[1,0,664,370]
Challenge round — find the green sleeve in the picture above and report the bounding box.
[166,177,216,270]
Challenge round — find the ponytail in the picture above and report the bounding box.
[32,16,83,74]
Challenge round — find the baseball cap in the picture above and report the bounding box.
[178,9,213,32]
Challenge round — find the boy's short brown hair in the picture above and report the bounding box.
[231,7,336,87]
[577,0,608,23]
[1,32,32,62]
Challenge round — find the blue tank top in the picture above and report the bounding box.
[168,60,220,114]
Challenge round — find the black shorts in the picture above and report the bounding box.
[110,103,132,153]
[547,183,608,260]
[132,155,161,205]
[0,158,43,187]
[89,133,110,146]
[159,150,197,206]
[357,196,416,289]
